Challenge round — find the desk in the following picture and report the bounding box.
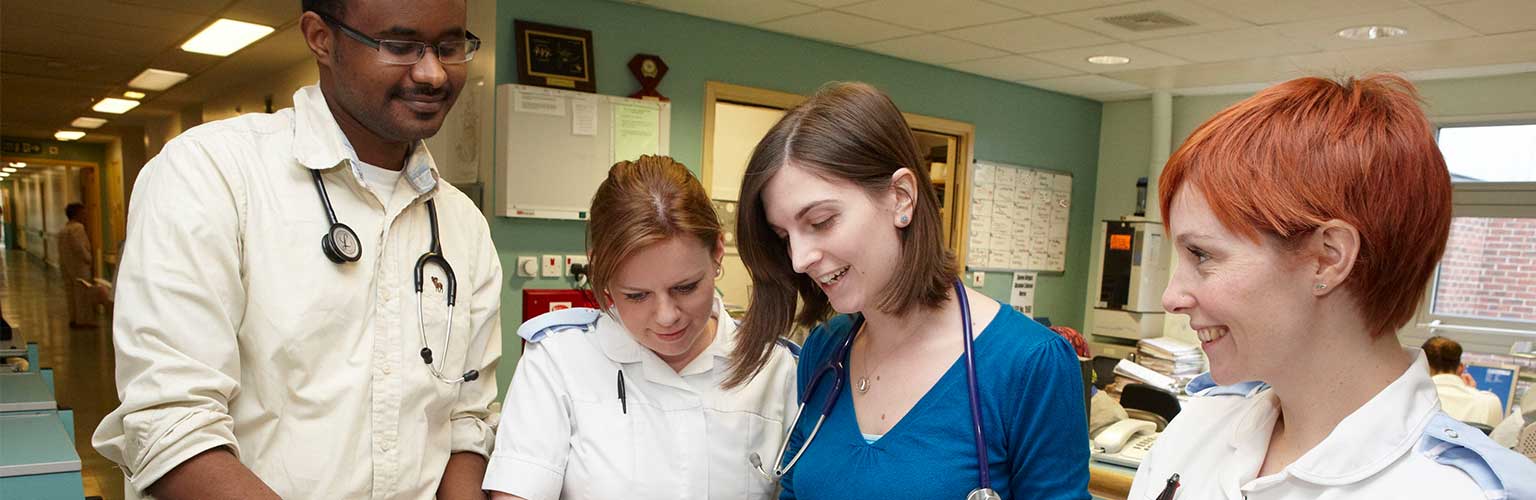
[0,371,55,412]
[1089,459,1137,500]
[0,410,85,500]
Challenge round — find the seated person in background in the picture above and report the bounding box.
[1048,325,1129,435]
[1127,75,1536,499]
[1423,336,1505,427]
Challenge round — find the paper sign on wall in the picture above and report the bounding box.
[1011,271,1036,316]
[612,103,660,163]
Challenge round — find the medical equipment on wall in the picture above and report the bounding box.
[1092,217,1169,340]
[749,280,1002,500]
[1091,418,1160,468]
[310,170,478,384]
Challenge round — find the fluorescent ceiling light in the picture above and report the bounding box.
[7,162,24,168]
[55,130,87,141]
[181,18,275,56]
[92,98,140,114]
[2,168,15,173]
[1087,55,1131,65]
[72,117,108,129]
[129,68,189,91]
[0,173,10,178]
[1337,25,1407,41]
[124,91,147,99]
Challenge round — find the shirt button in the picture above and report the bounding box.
[382,441,394,452]
[1444,428,1459,439]
[382,364,392,375]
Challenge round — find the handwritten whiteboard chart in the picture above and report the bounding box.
[966,161,1072,273]
[495,84,670,220]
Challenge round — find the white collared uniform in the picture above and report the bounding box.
[484,298,797,500]
[93,85,502,499]
[1432,373,1506,427]
[1129,349,1536,500]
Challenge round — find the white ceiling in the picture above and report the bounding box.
[619,0,1536,101]
[0,0,312,141]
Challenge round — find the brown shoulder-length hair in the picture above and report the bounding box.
[587,155,721,312]
[725,82,957,389]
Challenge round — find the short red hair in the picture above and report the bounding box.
[1159,75,1452,337]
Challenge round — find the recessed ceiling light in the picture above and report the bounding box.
[181,18,275,56]
[92,98,140,114]
[72,117,108,129]
[1087,55,1132,65]
[1337,25,1407,41]
[128,68,190,91]
[55,130,87,141]
[123,91,147,99]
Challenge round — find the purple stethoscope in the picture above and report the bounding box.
[750,279,999,500]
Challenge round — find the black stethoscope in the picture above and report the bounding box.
[310,169,478,384]
[750,279,999,500]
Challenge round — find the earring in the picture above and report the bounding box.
[899,214,910,225]
[1315,283,1328,290]
[715,265,724,279]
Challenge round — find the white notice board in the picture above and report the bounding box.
[966,160,1072,272]
[495,84,671,220]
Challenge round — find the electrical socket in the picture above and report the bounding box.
[540,255,562,277]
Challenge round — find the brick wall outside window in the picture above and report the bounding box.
[1433,217,1536,323]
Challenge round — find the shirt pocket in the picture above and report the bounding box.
[568,399,635,498]
[417,268,472,376]
[722,411,781,499]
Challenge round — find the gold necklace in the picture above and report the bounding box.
[855,323,911,394]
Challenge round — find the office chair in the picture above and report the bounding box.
[1124,408,1169,432]
[1120,383,1181,424]
[1517,423,1536,462]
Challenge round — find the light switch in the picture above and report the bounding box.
[516,256,537,278]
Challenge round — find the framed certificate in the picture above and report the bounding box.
[514,20,595,93]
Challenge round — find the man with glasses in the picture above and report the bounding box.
[93,1,500,499]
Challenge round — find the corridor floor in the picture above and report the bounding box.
[2,249,123,500]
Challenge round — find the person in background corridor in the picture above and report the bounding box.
[60,202,96,328]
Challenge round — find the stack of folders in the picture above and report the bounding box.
[1137,337,1206,388]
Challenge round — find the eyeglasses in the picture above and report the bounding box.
[316,12,480,65]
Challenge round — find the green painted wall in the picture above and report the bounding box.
[490,0,1104,391]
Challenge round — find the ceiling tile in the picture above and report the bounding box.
[1020,74,1147,95]
[643,0,818,26]
[944,54,1081,80]
[1427,0,1536,35]
[838,0,1028,31]
[758,10,918,45]
[1190,0,1416,25]
[860,34,1009,64]
[1136,26,1322,63]
[1028,43,1188,72]
[1047,0,1253,41]
[982,0,1136,15]
[1286,29,1536,74]
[108,0,225,16]
[945,17,1114,53]
[1272,6,1480,50]
[220,0,305,29]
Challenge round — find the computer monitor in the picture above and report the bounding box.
[1464,363,1521,416]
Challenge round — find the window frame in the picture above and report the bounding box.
[1405,116,1536,350]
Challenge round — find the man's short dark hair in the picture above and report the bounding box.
[1423,336,1464,374]
[65,203,85,220]
[302,0,346,18]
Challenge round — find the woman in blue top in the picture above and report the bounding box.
[725,82,1089,499]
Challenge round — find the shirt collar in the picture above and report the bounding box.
[290,85,439,195]
[1277,348,1443,485]
[593,293,734,376]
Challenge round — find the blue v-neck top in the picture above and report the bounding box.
[778,305,1090,500]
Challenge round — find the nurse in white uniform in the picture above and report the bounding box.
[484,155,798,500]
[1129,75,1536,500]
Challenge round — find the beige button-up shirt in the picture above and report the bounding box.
[93,85,502,499]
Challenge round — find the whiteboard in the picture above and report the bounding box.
[495,84,671,220]
[966,160,1072,273]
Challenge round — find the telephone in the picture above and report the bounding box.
[1091,418,1160,468]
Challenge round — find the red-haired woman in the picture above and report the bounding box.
[1129,75,1536,499]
